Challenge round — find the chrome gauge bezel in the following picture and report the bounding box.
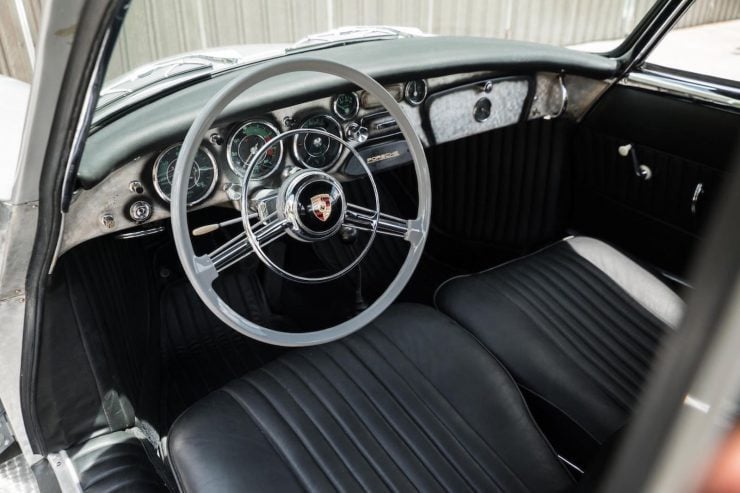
[226,119,284,180]
[332,92,360,121]
[292,114,344,170]
[152,143,219,207]
[404,79,428,106]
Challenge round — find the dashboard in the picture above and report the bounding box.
[147,84,422,209]
[62,68,606,253]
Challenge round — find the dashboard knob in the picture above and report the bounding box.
[129,180,144,194]
[129,200,153,223]
[225,183,243,201]
[346,123,368,143]
[100,213,115,229]
[474,97,492,122]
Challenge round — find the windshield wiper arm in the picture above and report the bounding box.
[97,62,213,110]
[97,54,243,111]
[287,26,416,53]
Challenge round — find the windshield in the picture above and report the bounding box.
[104,0,667,85]
[98,0,674,119]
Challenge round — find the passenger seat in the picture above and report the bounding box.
[435,236,684,446]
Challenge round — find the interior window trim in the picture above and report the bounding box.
[620,66,740,111]
[605,0,694,62]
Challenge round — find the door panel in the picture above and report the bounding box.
[572,85,739,276]
[426,119,574,268]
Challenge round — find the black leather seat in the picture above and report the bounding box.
[68,431,169,492]
[436,236,684,444]
[168,304,574,492]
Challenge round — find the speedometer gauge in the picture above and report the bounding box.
[293,114,343,170]
[152,143,218,206]
[227,120,282,179]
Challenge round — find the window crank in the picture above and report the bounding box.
[618,144,652,181]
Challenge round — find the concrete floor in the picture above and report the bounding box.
[571,19,740,83]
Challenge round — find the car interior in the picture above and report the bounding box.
[14,2,740,492]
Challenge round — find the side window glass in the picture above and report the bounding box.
[646,0,740,83]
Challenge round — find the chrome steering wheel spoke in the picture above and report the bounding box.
[207,214,288,273]
[239,128,382,284]
[344,203,418,244]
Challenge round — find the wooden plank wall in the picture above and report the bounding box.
[0,0,42,82]
[2,0,738,83]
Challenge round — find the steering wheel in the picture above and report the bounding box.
[171,58,430,346]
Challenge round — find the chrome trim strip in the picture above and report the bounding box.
[543,74,568,120]
[621,71,740,110]
[660,270,693,289]
[557,454,585,475]
[47,450,82,493]
[115,225,165,239]
[47,212,64,275]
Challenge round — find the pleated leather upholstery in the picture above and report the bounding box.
[436,238,672,443]
[168,304,573,493]
[160,266,283,428]
[34,237,155,451]
[68,431,168,492]
[427,120,572,249]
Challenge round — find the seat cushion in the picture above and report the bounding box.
[68,431,169,492]
[168,304,573,493]
[436,236,684,443]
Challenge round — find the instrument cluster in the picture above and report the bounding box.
[149,80,428,207]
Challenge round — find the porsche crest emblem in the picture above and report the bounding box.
[310,194,332,222]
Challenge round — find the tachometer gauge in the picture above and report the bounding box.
[227,120,282,179]
[332,93,359,120]
[293,114,343,170]
[152,143,218,206]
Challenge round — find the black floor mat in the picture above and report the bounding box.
[159,265,284,428]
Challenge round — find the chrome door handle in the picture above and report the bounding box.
[691,182,704,216]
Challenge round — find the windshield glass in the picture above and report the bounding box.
[104,0,666,86]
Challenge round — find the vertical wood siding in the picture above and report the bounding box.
[0,0,42,82]
[2,0,738,82]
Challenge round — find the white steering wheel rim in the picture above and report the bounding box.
[171,58,431,347]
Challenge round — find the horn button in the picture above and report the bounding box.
[280,171,345,241]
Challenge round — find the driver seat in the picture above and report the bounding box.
[167,304,575,492]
